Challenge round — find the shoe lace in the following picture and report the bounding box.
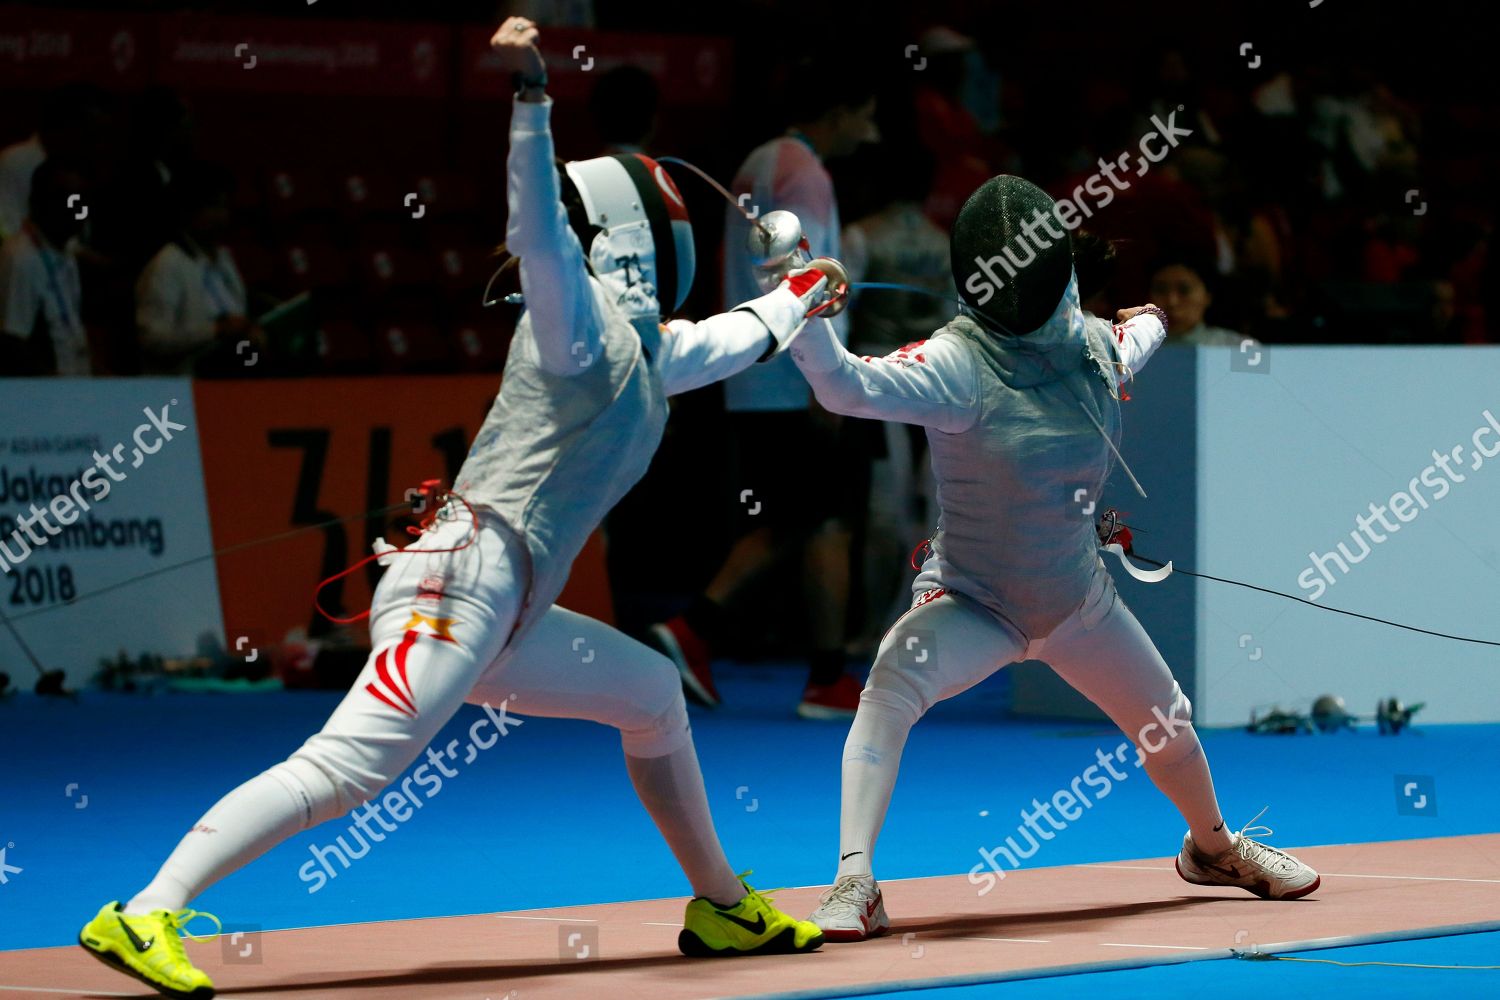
[166,909,223,946]
[817,874,871,909]
[1232,807,1293,869]
[735,869,792,905]
[728,870,782,909]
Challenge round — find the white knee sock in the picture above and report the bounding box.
[1139,729,1234,855]
[624,744,744,907]
[125,765,330,915]
[836,690,919,880]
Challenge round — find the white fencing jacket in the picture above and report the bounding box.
[790,278,1165,640]
[455,97,809,640]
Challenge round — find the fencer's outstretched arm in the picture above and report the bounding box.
[1109,307,1168,381]
[655,285,811,397]
[787,317,981,433]
[492,19,604,376]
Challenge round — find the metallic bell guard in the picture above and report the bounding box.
[747,210,851,316]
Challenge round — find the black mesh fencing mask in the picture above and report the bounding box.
[951,175,1073,337]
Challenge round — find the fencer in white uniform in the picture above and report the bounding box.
[789,176,1319,942]
[79,21,828,995]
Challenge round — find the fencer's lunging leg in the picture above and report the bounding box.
[127,516,523,914]
[836,591,1026,880]
[1038,566,1233,854]
[469,605,745,906]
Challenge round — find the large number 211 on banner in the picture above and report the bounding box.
[192,376,615,661]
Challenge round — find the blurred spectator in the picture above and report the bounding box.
[719,55,877,405]
[1429,278,1460,342]
[0,84,106,241]
[1361,210,1422,284]
[840,139,949,641]
[1173,149,1246,276]
[913,26,995,229]
[0,159,92,376]
[1443,223,1489,344]
[1308,73,1419,203]
[1252,71,1298,119]
[1047,112,1219,301]
[135,164,255,375]
[507,0,595,27]
[589,66,659,155]
[842,141,951,360]
[96,88,196,273]
[647,54,878,719]
[0,1,1479,367]
[1149,260,1240,346]
[1143,48,1222,147]
[1072,228,1120,318]
[0,142,45,244]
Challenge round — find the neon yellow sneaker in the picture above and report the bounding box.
[78,901,220,999]
[679,875,824,957]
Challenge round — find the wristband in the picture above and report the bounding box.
[1134,304,1168,334]
[512,70,548,92]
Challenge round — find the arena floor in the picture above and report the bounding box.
[2,662,1495,998]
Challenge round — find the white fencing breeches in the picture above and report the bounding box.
[835,558,1229,879]
[128,511,699,912]
[277,512,692,827]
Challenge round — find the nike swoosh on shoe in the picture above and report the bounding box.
[117,917,154,953]
[716,911,767,934]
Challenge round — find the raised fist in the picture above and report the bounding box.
[490,16,545,81]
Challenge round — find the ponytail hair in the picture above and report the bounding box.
[488,158,597,297]
[1072,228,1122,303]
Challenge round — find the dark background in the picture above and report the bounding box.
[2,0,1494,659]
[3,0,1492,360]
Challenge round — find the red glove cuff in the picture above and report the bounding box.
[786,269,826,297]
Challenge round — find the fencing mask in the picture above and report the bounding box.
[951,175,1074,337]
[564,153,696,320]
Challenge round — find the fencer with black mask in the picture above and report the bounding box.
[786,175,1319,941]
[78,19,835,997]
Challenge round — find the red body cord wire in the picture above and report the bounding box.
[312,483,481,625]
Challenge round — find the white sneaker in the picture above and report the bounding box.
[1176,811,1320,900]
[809,873,890,942]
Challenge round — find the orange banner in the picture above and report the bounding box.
[193,376,614,662]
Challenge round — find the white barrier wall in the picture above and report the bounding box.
[1014,344,1500,726]
[1196,346,1500,725]
[1009,347,1201,719]
[3,351,1494,716]
[0,379,224,688]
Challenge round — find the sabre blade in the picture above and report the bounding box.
[655,156,768,237]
